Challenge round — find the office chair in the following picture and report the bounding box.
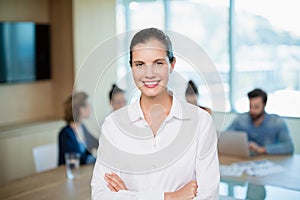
[32,143,58,173]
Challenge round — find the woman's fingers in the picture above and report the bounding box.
[185,180,198,198]
[104,173,127,192]
[104,176,118,192]
[107,182,117,192]
[173,179,198,199]
[108,177,122,191]
[193,185,197,196]
[110,173,127,190]
[190,180,198,197]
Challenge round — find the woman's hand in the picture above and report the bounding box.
[165,180,198,200]
[104,173,127,192]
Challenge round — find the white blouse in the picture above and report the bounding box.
[91,95,219,200]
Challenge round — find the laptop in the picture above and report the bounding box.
[217,131,251,158]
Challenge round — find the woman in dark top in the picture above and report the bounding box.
[58,92,98,165]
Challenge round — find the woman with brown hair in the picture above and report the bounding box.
[91,28,219,200]
[58,92,98,165]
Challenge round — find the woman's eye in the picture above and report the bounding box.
[135,63,144,68]
[154,61,164,67]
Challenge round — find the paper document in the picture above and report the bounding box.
[220,159,285,177]
[220,165,244,177]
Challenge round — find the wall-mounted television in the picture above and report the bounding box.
[0,22,51,83]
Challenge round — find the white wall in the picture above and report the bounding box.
[213,112,300,154]
[0,120,64,185]
[0,0,54,126]
[0,0,74,126]
[0,0,117,185]
[72,0,118,136]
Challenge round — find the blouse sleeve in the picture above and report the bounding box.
[195,111,220,200]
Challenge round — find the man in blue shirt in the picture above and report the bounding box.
[227,88,294,155]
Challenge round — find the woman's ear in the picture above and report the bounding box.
[170,57,176,73]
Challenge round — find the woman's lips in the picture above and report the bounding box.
[143,81,159,88]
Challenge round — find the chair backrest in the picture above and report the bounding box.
[32,143,58,173]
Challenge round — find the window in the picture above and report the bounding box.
[117,0,300,117]
[168,0,229,111]
[234,0,300,117]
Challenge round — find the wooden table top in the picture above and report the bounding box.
[1,155,299,200]
[0,164,94,200]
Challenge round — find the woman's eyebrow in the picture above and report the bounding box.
[153,58,167,62]
[133,60,145,64]
[133,58,167,63]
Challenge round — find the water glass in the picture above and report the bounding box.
[65,152,80,179]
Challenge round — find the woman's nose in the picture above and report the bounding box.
[145,64,155,78]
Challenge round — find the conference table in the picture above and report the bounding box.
[219,154,300,199]
[0,155,300,200]
[0,165,93,200]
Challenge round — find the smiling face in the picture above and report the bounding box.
[131,39,175,99]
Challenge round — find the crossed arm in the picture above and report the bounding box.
[104,172,198,200]
[91,111,219,199]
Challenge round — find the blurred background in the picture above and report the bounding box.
[0,0,299,186]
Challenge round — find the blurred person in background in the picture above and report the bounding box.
[58,92,98,165]
[227,88,294,155]
[185,80,212,115]
[109,84,126,111]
